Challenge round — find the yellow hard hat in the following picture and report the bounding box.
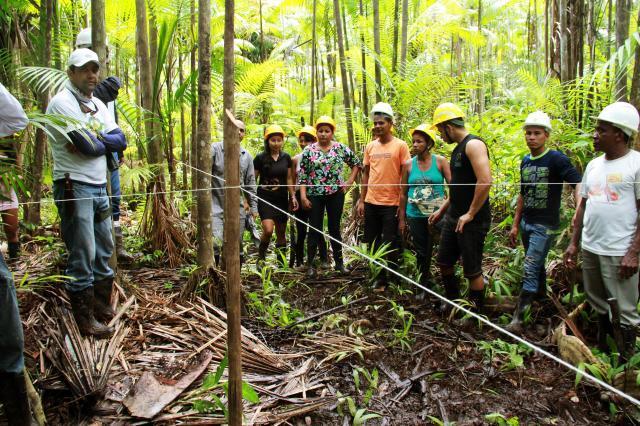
[409,124,438,142]
[296,125,317,139]
[431,103,465,127]
[264,124,286,140]
[315,115,336,131]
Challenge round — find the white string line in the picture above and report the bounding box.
[181,160,640,407]
[10,178,576,207]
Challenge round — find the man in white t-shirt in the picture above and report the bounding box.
[565,102,640,361]
[46,49,127,338]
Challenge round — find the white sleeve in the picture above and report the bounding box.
[95,98,118,133]
[0,82,29,137]
[580,161,591,199]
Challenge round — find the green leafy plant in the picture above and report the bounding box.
[192,354,260,418]
[352,366,379,405]
[485,412,520,425]
[476,339,532,371]
[336,392,381,426]
[386,299,414,351]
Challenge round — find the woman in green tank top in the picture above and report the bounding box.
[399,124,451,300]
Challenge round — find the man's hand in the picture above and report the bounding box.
[65,143,78,154]
[341,180,353,193]
[398,215,407,237]
[301,196,312,210]
[357,200,365,218]
[508,225,519,247]
[455,213,474,233]
[619,249,639,279]
[564,243,579,269]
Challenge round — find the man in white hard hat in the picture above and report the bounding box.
[565,102,640,360]
[75,28,134,262]
[506,111,581,332]
[357,102,411,290]
[0,83,34,424]
[46,48,127,338]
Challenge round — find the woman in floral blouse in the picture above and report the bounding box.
[298,116,361,277]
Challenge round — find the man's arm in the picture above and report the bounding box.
[564,198,586,268]
[455,139,491,232]
[357,165,370,217]
[243,154,258,215]
[0,83,29,137]
[509,194,524,247]
[66,128,126,157]
[619,199,640,279]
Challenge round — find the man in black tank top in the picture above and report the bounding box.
[429,103,492,316]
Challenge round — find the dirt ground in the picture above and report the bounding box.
[11,244,635,425]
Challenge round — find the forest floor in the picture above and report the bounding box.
[8,231,635,425]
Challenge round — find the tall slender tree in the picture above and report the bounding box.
[195,0,213,269]
[222,0,243,423]
[615,0,631,100]
[26,0,53,227]
[373,0,382,102]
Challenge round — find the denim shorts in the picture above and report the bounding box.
[436,214,490,278]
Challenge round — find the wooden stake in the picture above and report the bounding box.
[223,0,241,421]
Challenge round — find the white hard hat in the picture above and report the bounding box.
[523,111,552,132]
[595,102,640,137]
[76,28,92,48]
[67,48,100,68]
[371,102,394,120]
[75,28,109,49]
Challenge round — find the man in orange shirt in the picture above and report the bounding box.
[357,103,411,290]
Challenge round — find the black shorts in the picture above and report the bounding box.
[257,189,289,224]
[436,214,490,278]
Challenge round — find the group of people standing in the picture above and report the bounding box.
[2,33,640,424]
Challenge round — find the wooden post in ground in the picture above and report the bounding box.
[223,0,242,422]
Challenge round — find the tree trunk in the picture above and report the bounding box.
[399,0,408,76]
[310,0,317,123]
[190,0,198,222]
[179,52,187,190]
[477,0,484,118]
[391,0,399,73]
[26,0,52,228]
[166,48,176,192]
[559,0,569,81]
[91,0,107,70]
[373,0,382,102]
[614,0,631,100]
[630,6,640,113]
[135,0,156,163]
[359,0,369,114]
[196,0,214,269]
[222,0,243,422]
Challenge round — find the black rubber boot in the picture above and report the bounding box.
[114,226,135,262]
[7,242,20,260]
[306,265,317,279]
[469,288,485,313]
[0,370,32,426]
[437,274,460,315]
[620,325,637,363]
[506,290,536,332]
[597,314,613,352]
[415,255,431,301]
[257,240,269,264]
[68,287,114,338]
[93,277,116,322]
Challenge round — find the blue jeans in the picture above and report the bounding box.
[110,153,122,221]
[520,220,557,294]
[0,253,24,373]
[54,181,114,292]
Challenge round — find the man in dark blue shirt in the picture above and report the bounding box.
[507,111,581,331]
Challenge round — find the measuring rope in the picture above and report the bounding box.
[181,160,640,407]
